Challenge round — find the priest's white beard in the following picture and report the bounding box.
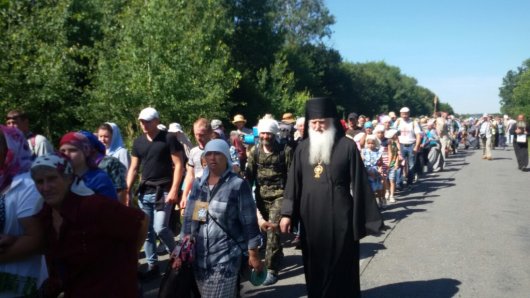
[308,123,336,165]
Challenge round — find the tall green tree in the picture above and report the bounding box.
[90,0,239,137]
[256,53,310,117]
[499,59,530,116]
[224,0,283,123]
[273,0,334,46]
[508,64,530,117]
[0,0,81,142]
[341,61,446,117]
[226,0,335,121]
[0,0,456,141]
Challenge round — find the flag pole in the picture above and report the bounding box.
[433,95,438,116]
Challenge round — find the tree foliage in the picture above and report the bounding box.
[0,0,87,141]
[341,62,447,117]
[273,0,334,46]
[499,59,530,117]
[90,0,239,137]
[0,0,453,145]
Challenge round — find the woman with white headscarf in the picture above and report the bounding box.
[97,122,130,171]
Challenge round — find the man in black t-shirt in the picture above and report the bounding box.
[126,107,185,279]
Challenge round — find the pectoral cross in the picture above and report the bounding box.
[314,162,323,178]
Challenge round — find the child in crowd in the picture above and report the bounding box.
[385,129,400,203]
[374,125,389,200]
[361,135,385,207]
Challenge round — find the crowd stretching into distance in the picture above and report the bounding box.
[0,104,528,297]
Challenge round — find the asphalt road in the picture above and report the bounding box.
[142,145,530,298]
[360,146,530,298]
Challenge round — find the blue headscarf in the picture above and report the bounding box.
[78,130,106,165]
[106,122,126,156]
[199,139,232,186]
[79,130,106,154]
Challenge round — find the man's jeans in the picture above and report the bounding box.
[400,144,416,185]
[498,134,506,148]
[139,192,176,266]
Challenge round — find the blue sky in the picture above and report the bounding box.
[324,0,530,114]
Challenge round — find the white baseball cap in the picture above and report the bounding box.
[138,107,159,121]
[168,122,183,133]
[400,107,410,113]
[211,119,223,130]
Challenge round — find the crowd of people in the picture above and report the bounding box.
[0,103,528,297]
[343,110,530,207]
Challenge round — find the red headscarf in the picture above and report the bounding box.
[0,125,32,192]
[59,132,97,168]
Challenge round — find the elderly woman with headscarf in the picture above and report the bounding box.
[0,125,47,297]
[212,128,241,174]
[31,153,148,297]
[178,139,263,297]
[97,122,130,171]
[59,132,117,200]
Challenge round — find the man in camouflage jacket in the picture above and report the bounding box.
[245,118,293,285]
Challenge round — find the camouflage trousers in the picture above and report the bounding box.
[256,196,284,274]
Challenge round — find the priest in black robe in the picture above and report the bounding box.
[280,97,383,298]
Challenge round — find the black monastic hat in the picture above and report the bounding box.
[305,97,338,120]
[303,97,345,139]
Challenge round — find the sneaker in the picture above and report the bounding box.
[262,271,278,286]
[384,191,390,199]
[388,196,396,203]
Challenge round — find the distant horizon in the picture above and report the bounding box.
[325,0,530,115]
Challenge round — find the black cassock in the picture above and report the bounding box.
[282,136,383,298]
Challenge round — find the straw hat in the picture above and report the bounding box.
[232,114,247,124]
[281,113,296,124]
